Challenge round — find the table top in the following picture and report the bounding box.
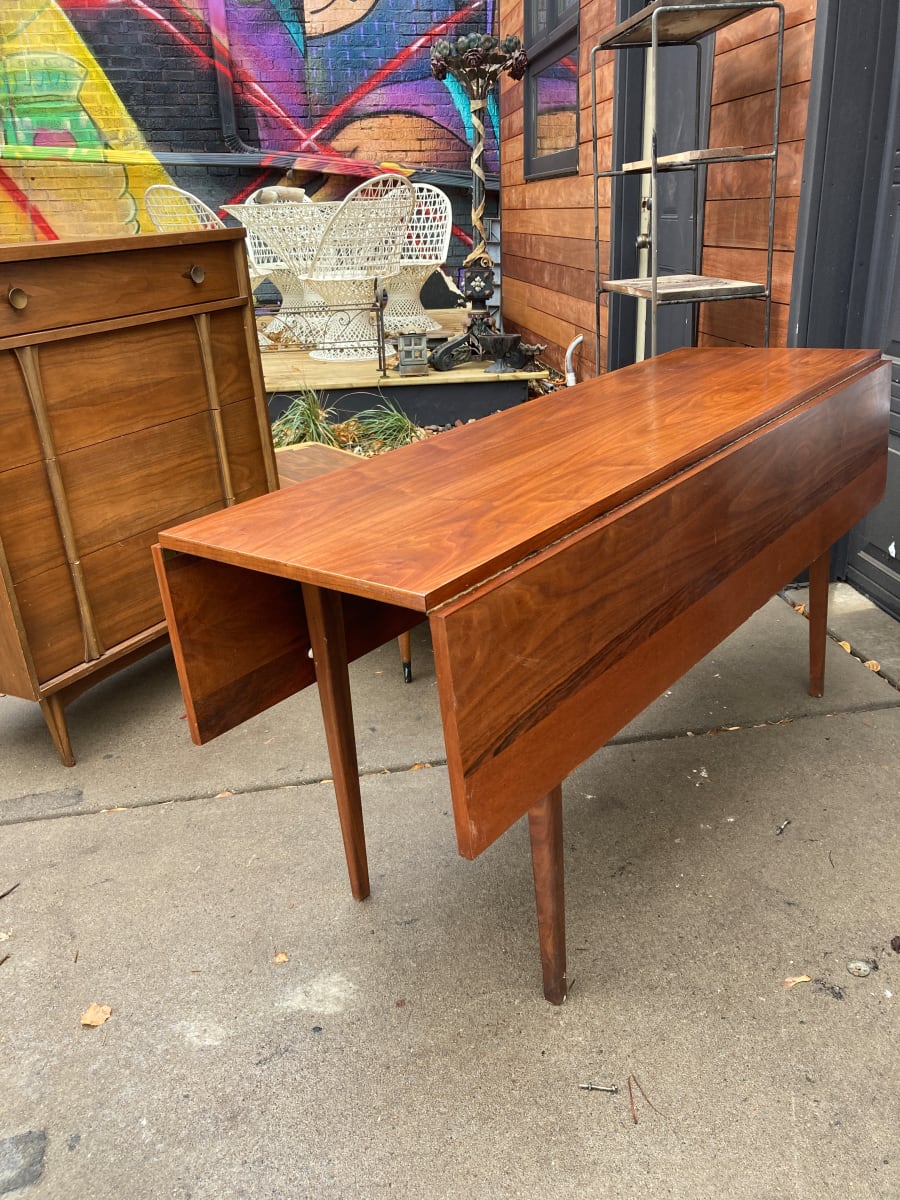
[158,347,882,611]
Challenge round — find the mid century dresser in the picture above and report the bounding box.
[0,229,277,765]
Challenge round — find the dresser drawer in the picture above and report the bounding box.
[0,235,244,339]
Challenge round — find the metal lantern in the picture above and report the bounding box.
[397,331,430,376]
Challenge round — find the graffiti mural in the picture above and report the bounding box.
[1,0,495,247]
[0,0,171,240]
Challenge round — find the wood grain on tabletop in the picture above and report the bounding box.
[431,359,889,857]
[157,347,883,611]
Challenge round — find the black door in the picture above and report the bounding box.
[846,74,900,616]
[606,4,711,369]
[789,0,898,616]
[649,43,707,357]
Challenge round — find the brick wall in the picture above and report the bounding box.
[1,0,493,253]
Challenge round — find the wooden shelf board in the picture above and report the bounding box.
[602,274,767,302]
[262,329,548,394]
[621,146,744,173]
[260,307,548,393]
[598,1,771,48]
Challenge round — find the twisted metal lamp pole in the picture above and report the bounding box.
[431,32,527,335]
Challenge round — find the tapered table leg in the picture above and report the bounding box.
[302,583,370,900]
[807,548,830,698]
[398,630,412,683]
[528,784,567,1005]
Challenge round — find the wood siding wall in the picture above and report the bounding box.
[498,0,817,378]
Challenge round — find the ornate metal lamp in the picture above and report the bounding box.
[430,32,527,343]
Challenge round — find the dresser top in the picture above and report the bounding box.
[0,227,244,264]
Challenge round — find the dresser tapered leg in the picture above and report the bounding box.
[302,584,370,900]
[808,548,830,698]
[39,694,75,768]
[528,785,567,1005]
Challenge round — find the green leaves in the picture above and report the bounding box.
[270,393,426,455]
[270,391,340,449]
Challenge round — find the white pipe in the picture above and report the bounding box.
[565,335,583,387]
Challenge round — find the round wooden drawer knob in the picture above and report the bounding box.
[7,287,28,310]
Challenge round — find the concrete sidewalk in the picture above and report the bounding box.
[1,590,898,1199]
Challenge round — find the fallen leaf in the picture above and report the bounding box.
[838,640,852,653]
[783,975,812,989]
[863,660,881,672]
[101,807,127,813]
[793,603,806,615]
[0,931,11,942]
[408,762,432,771]
[274,951,289,964]
[215,790,233,798]
[81,1003,112,1027]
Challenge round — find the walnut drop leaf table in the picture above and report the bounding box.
[153,347,889,1003]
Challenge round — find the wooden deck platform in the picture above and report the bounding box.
[260,309,550,426]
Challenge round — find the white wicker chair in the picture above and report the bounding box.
[144,184,224,232]
[305,174,416,361]
[382,183,453,335]
[226,189,331,347]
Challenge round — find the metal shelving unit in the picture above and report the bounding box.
[591,0,784,362]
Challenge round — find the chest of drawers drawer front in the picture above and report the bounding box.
[0,460,69,584]
[1,350,43,465]
[207,307,257,404]
[0,239,242,339]
[38,319,209,454]
[219,399,274,499]
[3,458,271,689]
[83,482,268,658]
[13,562,84,683]
[60,412,228,557]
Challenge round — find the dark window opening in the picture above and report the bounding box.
[524,0,579,179]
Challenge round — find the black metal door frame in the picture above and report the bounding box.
[789,0,899,614]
